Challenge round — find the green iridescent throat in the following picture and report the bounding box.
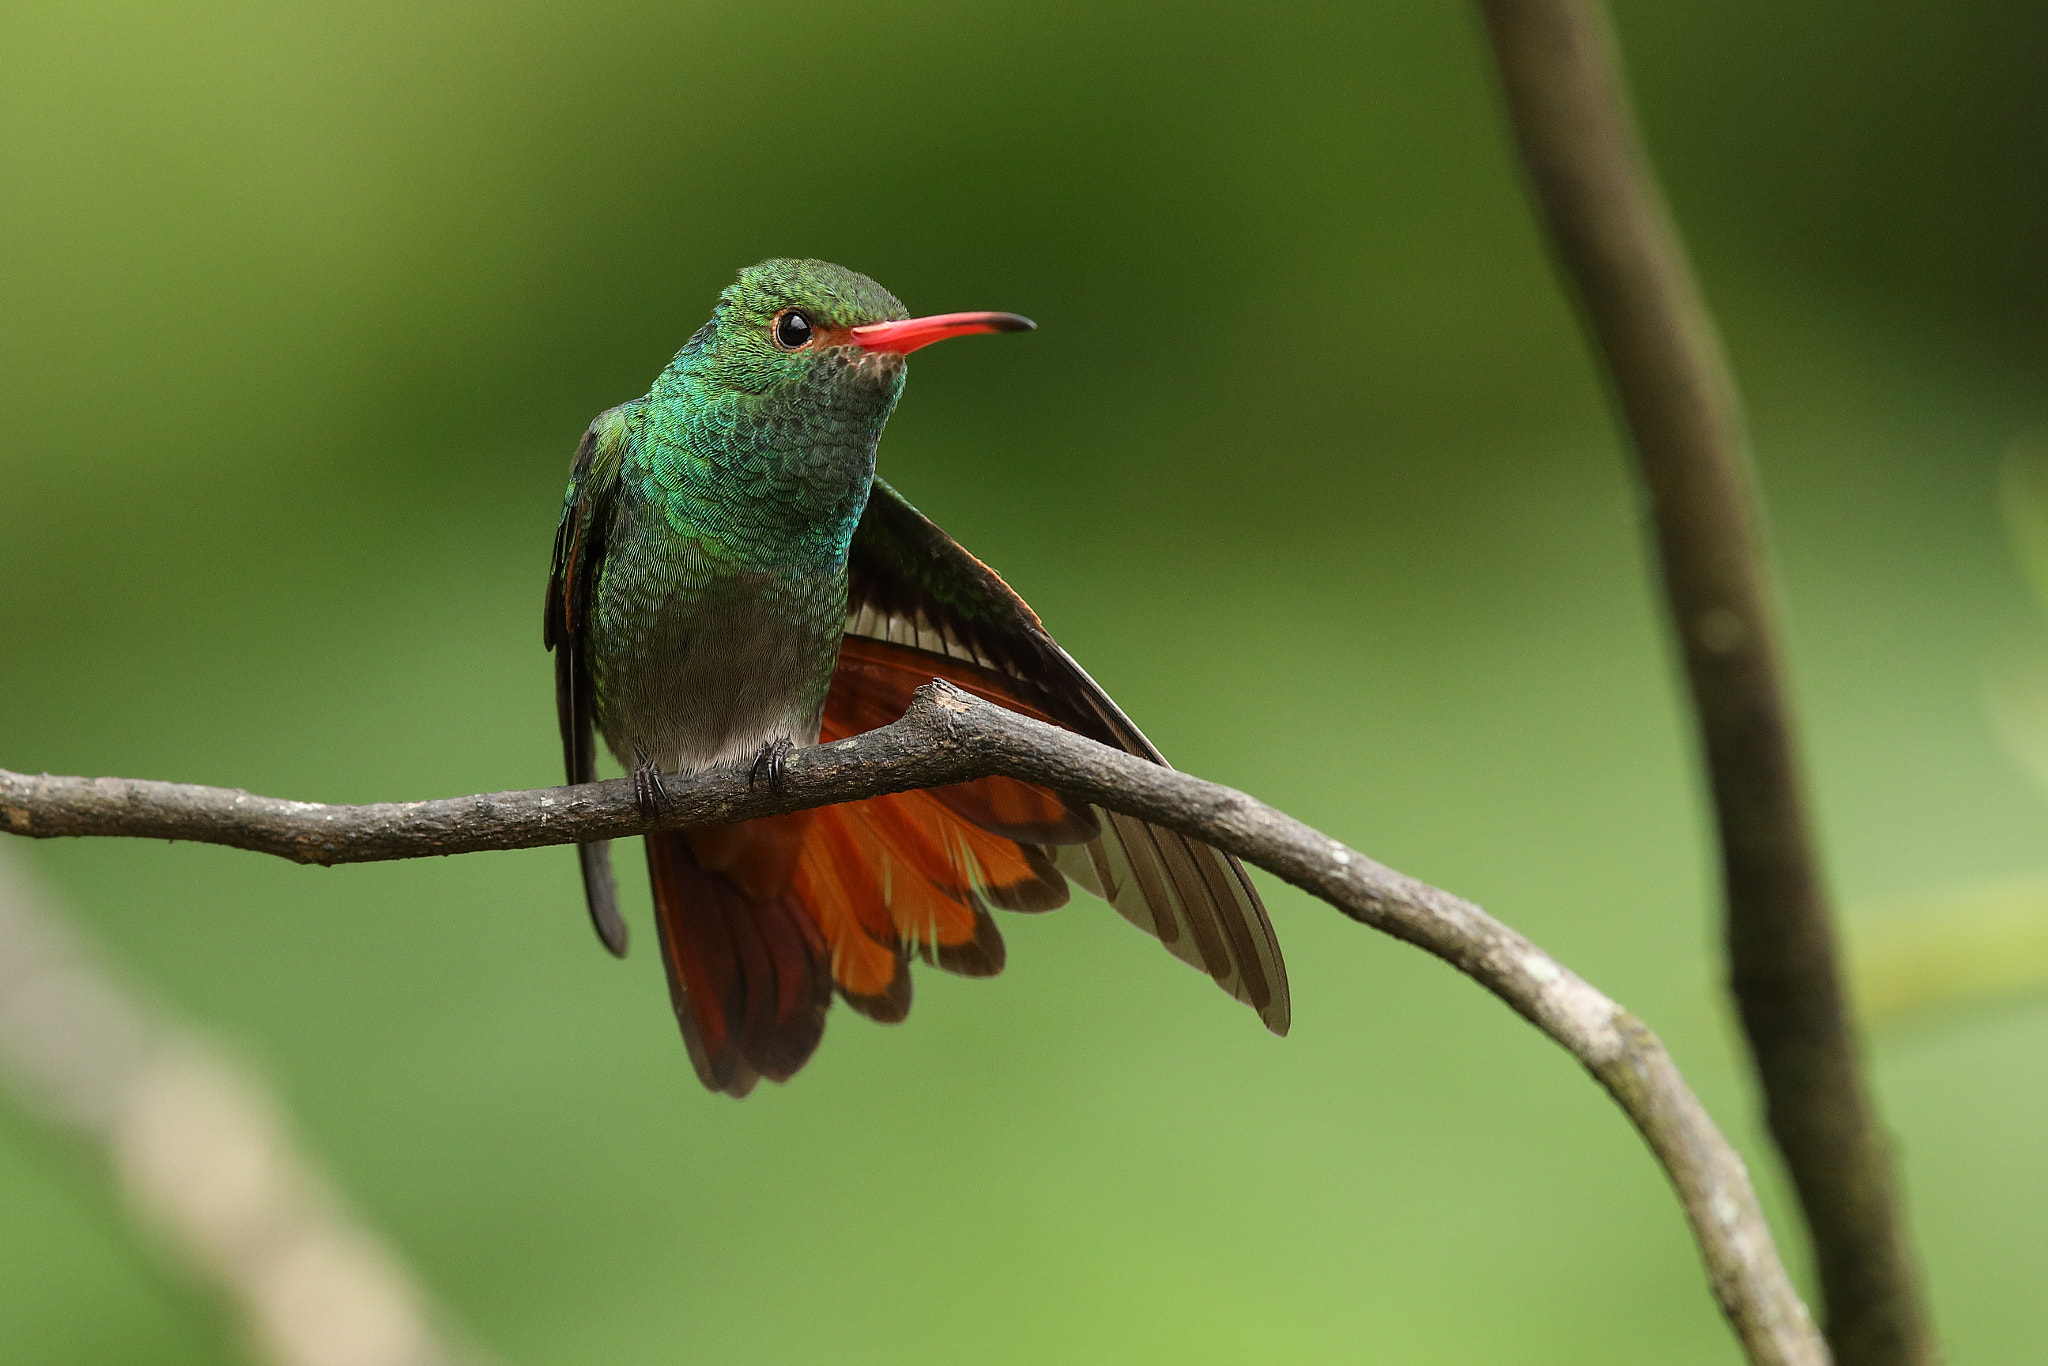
[626,261,911,572]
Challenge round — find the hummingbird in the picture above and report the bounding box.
[544,259,1288,1096]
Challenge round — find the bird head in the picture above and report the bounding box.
[677,259,1034,409]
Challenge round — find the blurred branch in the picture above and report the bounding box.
[8,681,1821,1366]
[1472,2,1933,1363]
[0,848,494,1366]
[1851,874,2048,1025]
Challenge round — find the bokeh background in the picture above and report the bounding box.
[3,0,2045,1361]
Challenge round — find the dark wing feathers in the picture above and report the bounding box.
[846,479,1290,1035]
[544,404,639,958]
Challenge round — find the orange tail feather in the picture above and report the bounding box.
[645,826,830,1097]
[649,638,1116,1094]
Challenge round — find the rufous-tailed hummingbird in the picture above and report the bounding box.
[545,260,1288,1095]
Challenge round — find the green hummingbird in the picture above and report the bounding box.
[545,259,1287,1095]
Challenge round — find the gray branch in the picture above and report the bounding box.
[5,681,1823,1365]
[0,848,496,1366]
[1473,3,1933,1362]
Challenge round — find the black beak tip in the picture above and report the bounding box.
[994,313,1036,333]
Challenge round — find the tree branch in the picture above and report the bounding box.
[5,681,1822,1365]
[0,848,496,1366]
[1471,2,1934,1363]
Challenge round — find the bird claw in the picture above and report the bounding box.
[632,763,668,820]
[749,738,795,795]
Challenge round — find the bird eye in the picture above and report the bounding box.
[773,310,815,350]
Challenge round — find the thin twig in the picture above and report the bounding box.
[1471,2,1934,1363]
[0,849,496,1366]
[6,681,1825,1365]
[1850,874,2048,1025]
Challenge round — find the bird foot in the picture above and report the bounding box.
[631,762,669,820]
[748,738,795,795]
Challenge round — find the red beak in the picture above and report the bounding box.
[850,311,1036,355]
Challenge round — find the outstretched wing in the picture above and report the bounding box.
[843,478,1290,1034]
[543,400,641,958]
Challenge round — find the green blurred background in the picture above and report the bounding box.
[3,0,2044,1361]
